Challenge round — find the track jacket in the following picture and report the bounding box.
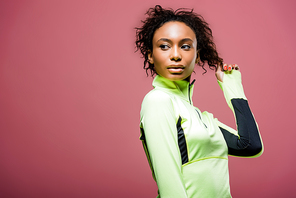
[140,70,263,198]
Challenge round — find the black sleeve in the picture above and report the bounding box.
[219,99,262,156]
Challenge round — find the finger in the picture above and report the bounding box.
[227,64,239,71]
[233,64,239,70]
[223,63,239,71]
[223,63,228,71]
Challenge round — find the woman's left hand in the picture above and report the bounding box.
[215,63,239,82]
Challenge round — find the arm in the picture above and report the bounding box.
[140,91,188,198]
[215,99,263,157]
[215,64,263,157]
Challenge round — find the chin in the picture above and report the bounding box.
[166,74,189,81]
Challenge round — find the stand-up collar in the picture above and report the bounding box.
[152,75,195,104]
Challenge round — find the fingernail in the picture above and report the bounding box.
[228,66,232,71]
[223,64,227,70]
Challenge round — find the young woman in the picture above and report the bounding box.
[136,5,263,198]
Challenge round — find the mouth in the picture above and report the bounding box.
[167,65,185,73]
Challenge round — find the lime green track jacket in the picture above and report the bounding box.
[140,70,263,198]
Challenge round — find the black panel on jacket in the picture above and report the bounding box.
[177,116,188,164]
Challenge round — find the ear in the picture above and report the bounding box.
[195,50,200,63]
[148,50,154,64]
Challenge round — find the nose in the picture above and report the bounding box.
[170,46,181,61]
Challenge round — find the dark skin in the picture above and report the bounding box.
[148,21,239,83]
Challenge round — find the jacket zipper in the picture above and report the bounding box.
[188,79,195,105]
[189,79,207,128]
[195,109,208,128]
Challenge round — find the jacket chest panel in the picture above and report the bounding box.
[172,97,228,160]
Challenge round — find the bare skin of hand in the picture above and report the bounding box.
[215,63,239,82]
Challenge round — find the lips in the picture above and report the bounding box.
[167,65,185,73]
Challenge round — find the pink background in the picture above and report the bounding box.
[1,0,295,197]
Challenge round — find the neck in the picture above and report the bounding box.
[184,75,191,82]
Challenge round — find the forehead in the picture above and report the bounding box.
[153,21,196,42]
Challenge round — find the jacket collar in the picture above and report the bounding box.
[152,75,195,104]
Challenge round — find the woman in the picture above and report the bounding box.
[136,5,263,198]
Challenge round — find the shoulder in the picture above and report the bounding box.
[142,89,173,105]
[141,89,175,114]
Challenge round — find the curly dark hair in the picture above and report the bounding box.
[135,5,223,76]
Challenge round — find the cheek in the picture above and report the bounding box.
[151,54,163,72]
[153,51,166,64]
[186,53,197,65]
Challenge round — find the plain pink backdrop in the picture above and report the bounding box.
[1,0,295,197]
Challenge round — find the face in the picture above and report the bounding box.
[149,21,199,81]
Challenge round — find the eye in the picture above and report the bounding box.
[181,44,191,50]
[160,44,170,50]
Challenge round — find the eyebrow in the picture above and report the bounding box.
[156,38,194,43]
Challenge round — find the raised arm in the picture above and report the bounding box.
[215,64,263,157]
